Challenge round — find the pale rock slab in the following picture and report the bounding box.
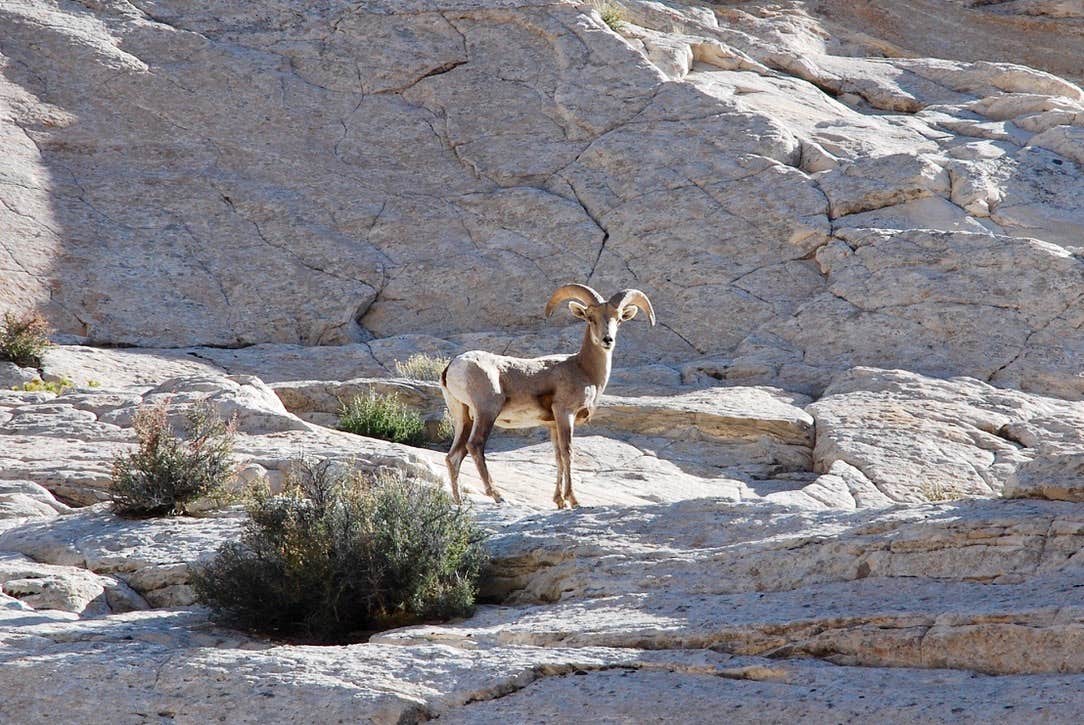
[750,228,1084,397]
[143,375,310,435]
[617,24,694,81]
[809,367,1084,502]
[829,196,997,234]
[440,657,1084,724]
[39,345,224,389]
[595,386,812,446]
[983,145,1084,247]
[3,495,1083,721]
[0,504,242,607]
[0,552,146,616]
[391,497,1084,676]
[0,480,70,525]
[767,459,892,511]
[1004,451,1084,501]
[816,153,950,219]
[0,362,38,389]
[686,68,939,162]
[0,437,127,506]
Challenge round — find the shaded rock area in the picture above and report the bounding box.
[3,0,1084,721]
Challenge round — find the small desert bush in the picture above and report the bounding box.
[0,311,51,367]
[593,1,625,31]
[193,459,487,641]
[339,389,427,446]
[111,403,236,517]
[394,353,449,381]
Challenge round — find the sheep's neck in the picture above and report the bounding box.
[576,326,612,392]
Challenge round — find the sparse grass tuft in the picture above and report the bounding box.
[339,388,427,446]
[920,480,965,503]
[0,311,51,367]
[193,459,488,642]
[110,402,237,517]
[394,353,450,382]
[435,410,455,442]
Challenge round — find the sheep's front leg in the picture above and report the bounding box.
[554,411,578,508]
[549,425,566,509]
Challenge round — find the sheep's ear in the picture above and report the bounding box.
[569,301,589,320]
[620,305,638,321]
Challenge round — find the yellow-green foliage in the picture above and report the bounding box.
[193,459,488,642]
[17,378,74,395]
[595,1,625,31]
[0,311,51,367]
[394,353,450,381]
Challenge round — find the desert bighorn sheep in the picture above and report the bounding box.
[440,284,656,508]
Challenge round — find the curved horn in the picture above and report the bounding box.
[609,289,656,326]
[545,283,605,317]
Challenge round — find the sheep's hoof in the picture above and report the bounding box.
[489,491,504,504]
[554,498,567,510]
[565,496,580,508]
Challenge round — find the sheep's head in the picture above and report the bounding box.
[545,284,656,351]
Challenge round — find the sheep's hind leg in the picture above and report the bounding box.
[444,400,471,504]
[466,404,503,503]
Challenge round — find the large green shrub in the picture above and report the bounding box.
[193,460,487,641]
[339,388,427,446]
[0,311,51,367]
[111,403,236,517]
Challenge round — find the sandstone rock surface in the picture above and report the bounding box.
[1,346,1083,720]
[3,0,1084,721]
[3,0,1084,399]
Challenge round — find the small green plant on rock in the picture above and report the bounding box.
[0,311,51,367]
[16,377,74,395]
[394,353,450,382]
[193,459,487,642]
[339,388,427,446]
[110,402,237,517]
[593,1,625,31]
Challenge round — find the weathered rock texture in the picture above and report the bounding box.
[4,0,1084,721]
[1,346,1084,720]
[3,0,1084,399]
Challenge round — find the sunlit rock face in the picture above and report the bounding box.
[4,1,1084,721]
[2,0,1084,399]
